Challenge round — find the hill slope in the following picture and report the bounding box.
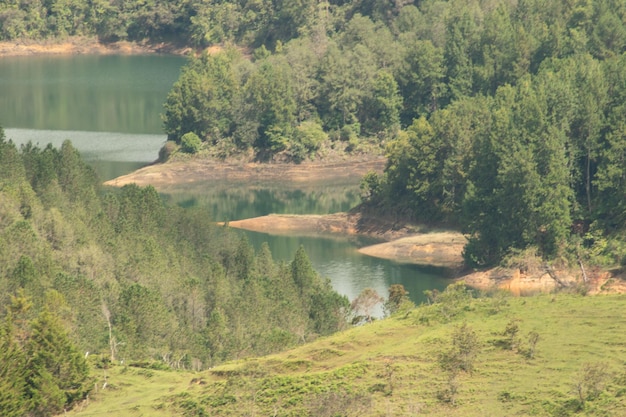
[67,291,626,416]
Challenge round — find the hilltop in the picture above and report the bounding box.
[66,290,626,416]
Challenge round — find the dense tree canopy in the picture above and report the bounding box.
[158,0,626,266]
[0,132,350,401]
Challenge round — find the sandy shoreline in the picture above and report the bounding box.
[0,37,196,57]
[104,156,387,188]
[226,213,626,294]
[226,213,467,269]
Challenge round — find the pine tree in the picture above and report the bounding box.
[0,315,28,417]
[25,309,90,415]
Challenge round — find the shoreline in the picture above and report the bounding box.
[0,36,208,57]
[8,39,622,295]
[104,157,626,295]
[103,155,387,189]
[226,213,467,270]
[226,212,626,295]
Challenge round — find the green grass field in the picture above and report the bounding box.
[66,291,626,416]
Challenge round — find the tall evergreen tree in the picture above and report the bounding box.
[25,309,90,416]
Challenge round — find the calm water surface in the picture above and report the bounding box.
[0,54,184,133]
[1,55,452,309]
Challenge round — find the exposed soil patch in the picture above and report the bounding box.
[358,232,466,269]
[226,212,466,269]
[0,37,194,57]
[228,212,626,294]
[104,156,386,188]
[12,37,625,297]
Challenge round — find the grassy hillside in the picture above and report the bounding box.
[66,290,626,416]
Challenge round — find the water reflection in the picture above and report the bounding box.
[1,54,453,311]
[0,55,185,133]
[164,182,454,308]
[161,183,362,221]
[242,229,452,309]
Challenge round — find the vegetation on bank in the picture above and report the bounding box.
[0,129,352,415]
[155,0,626,268]
[67,288,626,416]
[5,0,626,268]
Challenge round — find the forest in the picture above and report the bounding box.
[158,0,626,268]
[0,133,351,415]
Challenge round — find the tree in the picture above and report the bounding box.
[462,78,573,265]
[569,55,607,217]
[291,245,316,297]
[350,287,383,323]
[444,9,478,100]
[117,283,173,358]
[25,309,90,415]
[163,52,239,144]
[0,315,28,417]
[317,41,375,130]
[396,38,446,122]
[309,283,350,335]
[384,116,441,220]
[360,70,402,136]
[241,55,297,157]
[477,4,520,94]
[383,284,411,316]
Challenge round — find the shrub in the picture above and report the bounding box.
[181,132,202,154]
[360,171,383,204]
[573,362,609,405]
[423,281,473,322]
[296,121,327,153]
[340,123,360,141]
[158,141,178,162]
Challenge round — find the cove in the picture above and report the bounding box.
[0,54,453,307]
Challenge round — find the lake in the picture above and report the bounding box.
[0,54,452,310]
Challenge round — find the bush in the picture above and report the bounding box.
[340,123,360,142]
[296,121,327,153]
[423,281,473,322]
[360,171,383,204]
[573,362,609,405]
[181,132,202,154]
[158,141,178,162]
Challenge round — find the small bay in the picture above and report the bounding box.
[0,54,452,309]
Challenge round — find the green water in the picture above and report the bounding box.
[0,55,452,309]
[1,54,186,180]
[0,54,184,133]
